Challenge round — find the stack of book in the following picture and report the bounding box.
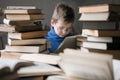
[78,4,120,59]
[0,6,50,55]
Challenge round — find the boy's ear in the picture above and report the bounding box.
[50,19,56,27]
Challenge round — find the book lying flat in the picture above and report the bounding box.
[81,47,120,59]
[79,4,120,13]
[3,18,37,26]
[82,41,120,50]
[82,29,120,37]
[8,30,48,39]
[20,54,61,65]
[8,38,47,46]
[4,45,46,53]
[6,14,45,20]
[79,12,120,21]
[6,6,37,9]
[18,62,63,77]
[0,51,24,59]
[4,9,42,14]
[0,24,42,32]
[82,21,119,30]
[78,36,120,43]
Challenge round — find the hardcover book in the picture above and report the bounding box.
[79,4,120,13]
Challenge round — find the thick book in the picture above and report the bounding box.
[80,47,120,59]
[4,9,42,14]
[0,24,15,32]
[0,24,42,32]
[79,4,120,13]
[3,18,39,26]
[8,38,47,46]
[79,12,120,21]
[82,41,120,50]
[82,29,120,37]
[20,54,61,65]
[57,48,113,80]
[0,58,34,79]
[0,51,26,59]
[8,30,48,39]
[82,21,119,30]
[4,45,46,53]
[77,36,120,43]
[6,14,45,20]
[18,62,63,77]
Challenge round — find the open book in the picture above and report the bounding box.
[47,48,114,80]
[55,36,76,53]
[0,58,34,80]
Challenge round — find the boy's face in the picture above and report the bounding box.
[51,19,72,38]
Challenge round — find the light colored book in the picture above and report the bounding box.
[79,4,120,13]
[78,36,120,43]
[4,45,46,53]
[80,47,120,60]
[82,41,120,50]
[6,14,45,20]
[82,29,120,37]
[79,12,120,21]
[18,62,63,77]
[3,18,36,26]
[0,24,42,32]
[58,48,113,80]
[20,54,61,65]
[8,30,48,39]
[0,58,34,79]
[4,9,42,14]
[7,6,37,9]
[8,38,47,46]
[55,36,76,53]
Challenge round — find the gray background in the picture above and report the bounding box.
[0,0,120,49]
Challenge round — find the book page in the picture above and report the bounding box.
[20,54,61,65]
[0,58,34,72]
[113,59,120,80]
[18,62,63,77]
[59,48,113,80]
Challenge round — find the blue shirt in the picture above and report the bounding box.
[45,27,72,53]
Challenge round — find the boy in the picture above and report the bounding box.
[45,3,75,53]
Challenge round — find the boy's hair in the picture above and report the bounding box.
[52,3,75,23]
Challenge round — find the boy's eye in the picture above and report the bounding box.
[59,27,64,30]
